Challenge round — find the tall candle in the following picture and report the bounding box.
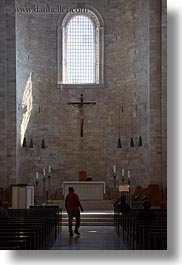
[113,165,116,173]
[36,172,39,180]
[43,168,46,176]
[48,166,51,173]
[128,170,130,179]
[122,169,125,176]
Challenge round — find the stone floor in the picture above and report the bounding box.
[50,226,128,250]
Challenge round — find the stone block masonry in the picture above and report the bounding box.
[0,0,167,201]
[0,0,16,187]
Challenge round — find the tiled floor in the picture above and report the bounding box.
[50,226,128,250]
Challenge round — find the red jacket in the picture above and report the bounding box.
[65,192,82,212]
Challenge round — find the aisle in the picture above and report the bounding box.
[51,226,128,250]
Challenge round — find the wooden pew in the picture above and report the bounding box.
[114,208,167,250]
[147,231,167,250]
[0,240,26,250]
[0,220,44,249]
[135,221,167,250]
[0,207,61,250]
[10,206,60,238]
[0,235,31,249]
[0,229,37,249]
[29,206,61,240]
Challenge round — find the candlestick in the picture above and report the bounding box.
[112,171,117,201]
[48,166,51,173]
[113,165,116,173]
[42,175,46,203]
[128,170,130,179]
[36,172,39,180]
[43,168,46,176]
[122,168,124,176]
[47,175,51,201]
[35,179,39,186]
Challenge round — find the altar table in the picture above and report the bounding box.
[62,181,105,200]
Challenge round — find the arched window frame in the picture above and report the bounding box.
[57,5,104,89]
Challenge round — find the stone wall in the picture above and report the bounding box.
[14,0,167,200]
[0,0,16,188]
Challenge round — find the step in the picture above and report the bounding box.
[60,211,114,226]
[49,200,114,211]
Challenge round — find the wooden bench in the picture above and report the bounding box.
[29,205,61,239]
[0,229,37,249]
[0,207,62,250]
[0,220,45,249]
[0,240,26,250]
[135,221,167,250]
[114,208,167,250]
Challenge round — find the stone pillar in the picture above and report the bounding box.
[148,0,167,195]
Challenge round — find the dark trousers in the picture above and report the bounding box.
[68,211,80,233]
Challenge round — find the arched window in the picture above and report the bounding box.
[65,15,95,84]
[57,6,104,88]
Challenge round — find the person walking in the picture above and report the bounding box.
[65,187,83,236]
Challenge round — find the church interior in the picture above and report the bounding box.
[0,0,167,250]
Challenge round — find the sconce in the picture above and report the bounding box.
[138,105,143,147]
[117,106,123,148]
[130,137,135,147]
[138,136,142,146]
[117,138,122,148]
[22,137,27,147]
[22,137,46,149]
[29,138,33,148]
[41,139,46,149]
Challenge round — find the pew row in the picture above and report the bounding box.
[114,208,167,250]
[0,206,62,250]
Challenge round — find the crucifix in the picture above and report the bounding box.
[67,94,96,137]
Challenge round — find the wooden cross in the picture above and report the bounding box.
[67,94,96,137]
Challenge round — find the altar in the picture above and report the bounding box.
[62,181,106,200]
